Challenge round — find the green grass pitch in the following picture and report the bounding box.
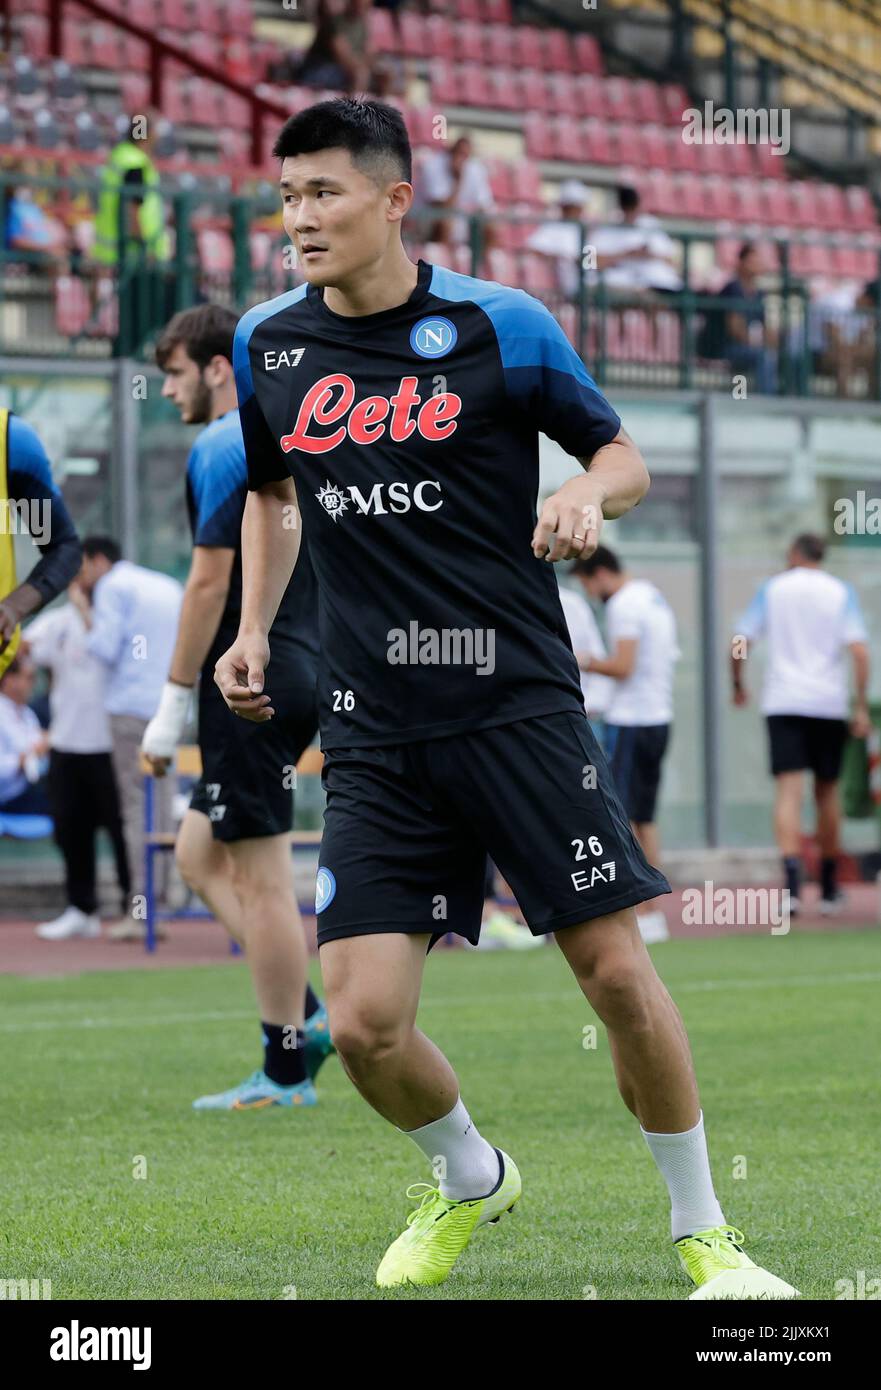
[2,928,879,1300]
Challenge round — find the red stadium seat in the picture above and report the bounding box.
[518,250,557,294]
[603,77,633,124]
[543,28,574,74]
[521,71,551,115]
[631,79,664,125]
[573,33,603,76]
[399,12,428,58]
[509,159,543,207]
[198,226,234,275]
[662,84,689,122]
[485,68,521,112]
[456,19,485,64]
[815,183,847,231]
[484,247,518,286]
[642,169,678,217]
[160,0,185,28]
[513,26,545,72]
[192,0,221,35]
[577,76,606,120]
[615,121,648,168]
[429,59,459,105]
[548,114,585,162]
[90,25,123,69]
[481,0,512,22]
[524,112,552,160]
[546,73,579,117]
[483,24,516,68]
[845,186,877,231]
[673,173,707,219]
[368,7,398,54]
[730,178,764,225]
[424,14,454,60]
[485,158,512,204]
[406,105,440,148]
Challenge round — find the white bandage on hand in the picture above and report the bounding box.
[141,681,192,761]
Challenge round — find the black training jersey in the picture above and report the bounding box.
[234,260,621,749]
[185,407,319,682]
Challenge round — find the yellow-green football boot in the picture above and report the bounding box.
[376,1149,521,1288]
[675,1225,800,1299]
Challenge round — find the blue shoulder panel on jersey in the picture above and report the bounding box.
[428,264,595,382]
[428,264,620,457]
[7,413,60,500]
[187,414,248,548]
[233,283,309,406]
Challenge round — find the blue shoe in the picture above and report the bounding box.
[304,1003,335,1082]
[192,1069,317,1111]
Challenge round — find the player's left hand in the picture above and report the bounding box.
[140,682,192,776]
[532,479,603,563]
[0,599,19,648]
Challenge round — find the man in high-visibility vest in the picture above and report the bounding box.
[92,115,171,269]
[92,115,173,351]
[0,410,82,678]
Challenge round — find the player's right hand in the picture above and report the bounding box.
[214,632,275,723]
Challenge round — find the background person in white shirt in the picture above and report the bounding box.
[23,590,130,941]
[573,546,679,944]
[418,135,495,247]
[558,579,613,733]
[480,581,613,953]
[590,186,683,296]
[733,533,871,915]
[526,180,590,300]
[70,536,183,938]
[0,653,50,814]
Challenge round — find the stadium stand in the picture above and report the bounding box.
[0,0,879,396]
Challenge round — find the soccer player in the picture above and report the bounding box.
[572,546,678,944]
[141,304,333,1109]
[733,532,870,915]
[216,98,797,1298]
[0,408,82,678]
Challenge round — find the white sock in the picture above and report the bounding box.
[640,1110,725,1241]
[404,1097,500,1200]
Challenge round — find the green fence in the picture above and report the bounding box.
[3,170,881,398]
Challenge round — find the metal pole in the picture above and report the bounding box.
[698,392,722,847]
[114,357,139,560]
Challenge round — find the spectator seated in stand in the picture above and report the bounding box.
[697,241,778,395]
[0,653,51,818]
[417,134,495,250]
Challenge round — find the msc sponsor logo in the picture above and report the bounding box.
[315,867,336,913]
[314,478,443,523]
[280,374,462,455]
[409,316,458,359]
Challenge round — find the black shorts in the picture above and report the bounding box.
[315,710,671,948]
[766,715,849,780]
[190,680,318,842]
[604,723,670,824]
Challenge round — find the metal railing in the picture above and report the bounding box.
[3,170,881,398]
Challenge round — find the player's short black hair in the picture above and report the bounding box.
[572,545,621,576]
[81,535,121,565]
[618,186,640,213]
[791,533,826,563]
[272,97,412,185]
[155,304,238,371]
[738,241,756,263]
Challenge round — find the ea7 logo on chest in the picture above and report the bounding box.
[280,374,462,455]
[264,347,306,370]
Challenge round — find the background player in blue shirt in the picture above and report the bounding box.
[0,411,82,677]
[216,99,797,1300]
[142,304,333,1110]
